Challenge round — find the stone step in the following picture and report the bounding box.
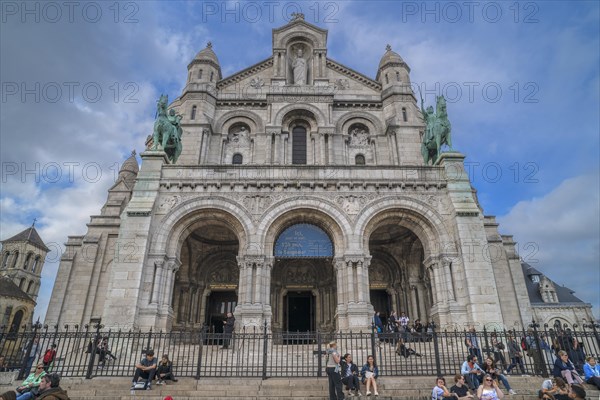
[1,376,597,400]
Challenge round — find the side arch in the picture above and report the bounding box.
[355,196,455,258]
[335,111,385,135]
[214,109,265,134]
[150,196,254,258]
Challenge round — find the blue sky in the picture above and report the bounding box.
[1,1,598,321]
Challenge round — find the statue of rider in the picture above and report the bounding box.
[420,97,436,146]
[167,109,183,142]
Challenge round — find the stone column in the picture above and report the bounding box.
[338,256,373,332]
[235,256,269,330]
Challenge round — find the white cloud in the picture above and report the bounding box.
[498,174,600,318]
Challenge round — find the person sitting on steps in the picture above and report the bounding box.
[131,350,157,390]
[340,353,361,397]
[156,354,178,385]
[395,338,422,357]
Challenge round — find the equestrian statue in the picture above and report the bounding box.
[420,93,453,165]
[152,94,183,163]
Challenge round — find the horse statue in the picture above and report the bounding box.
[152,94,183,163]
[420,94,453,165]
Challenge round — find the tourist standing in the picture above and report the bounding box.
[325,342,345,400]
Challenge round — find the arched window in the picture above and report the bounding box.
[292,126,307,164]
[11,251,19,268]
[355,154,366,165]
[191,105,197,120]
[210,72,214,82]
[19,278,26,289]
[198,69,203,79]
[9,310,24,335]
[275,224,334,258]
[402,107,407,122]
[31,256,40,273]
[385,73,389,84]
[1,252,9,268]
[26,281,34,294]
[232,154,243,165]
[23,253,32,270]
[396,71,400,82]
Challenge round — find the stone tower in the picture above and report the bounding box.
[0,223,49,302]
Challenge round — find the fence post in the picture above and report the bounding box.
[482,326,490,359]
[85,322,102,379]
[195,326,204,380]
[370,323,376,358]
[18,319,41,380]
[530,320,548,378]
[432,322,442,377]
[146,327,153,352]
[317,330,322,377]
[261,321,268,380]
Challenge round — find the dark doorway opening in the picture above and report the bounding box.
[370,289,390,327]
[286,291,314,332]
[205,291,237,334]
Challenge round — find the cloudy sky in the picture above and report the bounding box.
[1,1,598,322]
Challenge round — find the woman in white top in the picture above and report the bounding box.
[477,374,504,400]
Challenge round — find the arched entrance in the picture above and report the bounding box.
[270,223,336,334]
[172,216,240,332]
[368,222,433,326]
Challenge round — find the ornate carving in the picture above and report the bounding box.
[334,78,350,90]
[241,195,278,214]
[284,265,315,285]
[228,125,251,146]
[208,264,239,284]
[349,126,370,148]
[336,195,367,215]
[250,77,264,89]
[159,195,181,212]
[369,263,388,283]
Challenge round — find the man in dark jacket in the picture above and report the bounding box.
[222,312,235,349]
[36,373,70,400]
[340,353,361,396]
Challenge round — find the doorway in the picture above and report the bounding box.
[285,291,314,332]
[205,291,237,333]
[370,289,390,326]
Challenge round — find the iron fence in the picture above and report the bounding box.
[1,321,598,381]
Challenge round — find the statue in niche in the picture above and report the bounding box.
[349,126,369,147]
[229,125,250,147]
[231,126,247,143]
[289,47,308,85]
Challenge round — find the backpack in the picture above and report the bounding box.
[520,337,528,351]
[43,349,55,363]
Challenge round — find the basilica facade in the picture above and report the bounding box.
[45,16,593,333]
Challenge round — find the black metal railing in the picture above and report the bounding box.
[1,320,598,380]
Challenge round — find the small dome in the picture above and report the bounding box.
[119,150,139,177]
[378,44,406,70]
[193,42,220,65]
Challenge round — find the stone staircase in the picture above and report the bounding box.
[1,376,598,400]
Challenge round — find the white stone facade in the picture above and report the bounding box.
[45,17,592,333]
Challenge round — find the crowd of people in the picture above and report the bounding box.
[1,312,599,400]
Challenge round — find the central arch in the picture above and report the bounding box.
[263,207,346,334]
